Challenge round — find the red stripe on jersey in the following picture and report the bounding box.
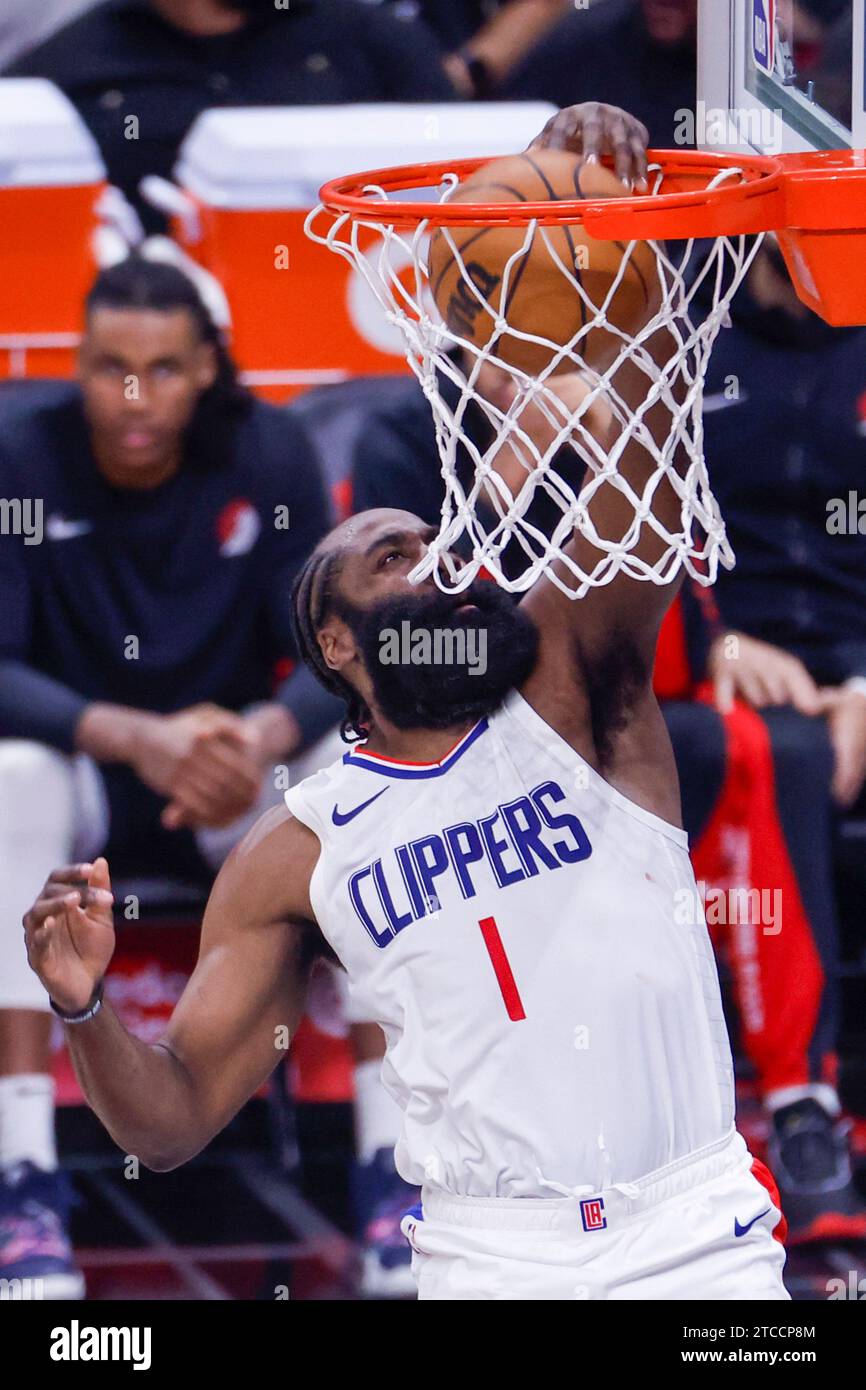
[478,916,526,1022]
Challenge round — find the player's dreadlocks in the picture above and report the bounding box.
[291,546,371,744]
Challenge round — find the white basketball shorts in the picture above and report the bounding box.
[401,1130,789,1301]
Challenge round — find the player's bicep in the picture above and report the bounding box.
[158,812,319,1149]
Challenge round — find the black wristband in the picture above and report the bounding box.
[50,979,105,1024]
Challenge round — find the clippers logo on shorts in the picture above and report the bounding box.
[580,1198,607,1233]
[216,499,260,557]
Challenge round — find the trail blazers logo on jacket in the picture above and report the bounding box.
[217,499,260,557]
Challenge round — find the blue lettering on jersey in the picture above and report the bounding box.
[349,863,392,948]
[410,834,451,911]
[347,780,592,947]
[533,781,593,864]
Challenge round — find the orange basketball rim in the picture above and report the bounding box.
[306,146,866,599]
[316,147,866,328]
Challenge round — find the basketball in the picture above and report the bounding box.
[428,148,661,376]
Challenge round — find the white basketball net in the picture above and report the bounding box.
[308,163,764,599]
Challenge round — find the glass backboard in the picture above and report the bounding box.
[697,0,865,155]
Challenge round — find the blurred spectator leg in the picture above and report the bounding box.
[0,740,107,1300]
[348,1016,417,1299]
[760,707,840,1101]
[758,707,866,1243]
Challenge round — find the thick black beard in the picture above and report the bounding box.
[336,581,539,732]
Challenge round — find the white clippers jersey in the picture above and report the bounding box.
[284,689,735,1198]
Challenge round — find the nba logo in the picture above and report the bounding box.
[752,0,776,76]
[580,1197,607,1233]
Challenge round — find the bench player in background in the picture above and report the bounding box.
[22,104,790,1300]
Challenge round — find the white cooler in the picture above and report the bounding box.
[156,102,556,399]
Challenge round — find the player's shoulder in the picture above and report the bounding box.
[232,801,320,864]
[216,803,323,926]
[283,746,363,825]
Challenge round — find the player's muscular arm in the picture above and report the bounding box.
[516,100,684,808]
[519,331,686,823]
[529,334,686,662]
[519,103,680,675]
[23,808,324,1171]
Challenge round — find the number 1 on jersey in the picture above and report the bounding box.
[478,916,526,1022]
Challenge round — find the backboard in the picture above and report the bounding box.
[697,0,865,154]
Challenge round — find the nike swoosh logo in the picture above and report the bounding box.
[734,1207,771,1237]
[46,516,93,540]
[332,787,389,826]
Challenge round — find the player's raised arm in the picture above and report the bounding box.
[521,327,687,664]
[517,101,684,660]
[22,808,323,1171]
[514,331,688,837]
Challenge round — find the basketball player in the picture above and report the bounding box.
[22,103,789,1300]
